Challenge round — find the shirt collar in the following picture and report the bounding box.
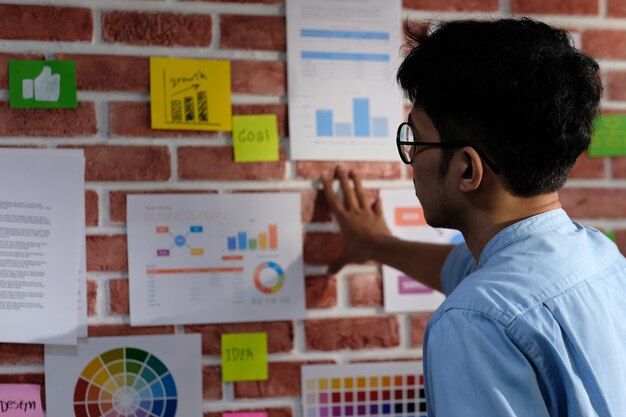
[478,208,572,267]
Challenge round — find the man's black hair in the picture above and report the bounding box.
[397,18,602,197]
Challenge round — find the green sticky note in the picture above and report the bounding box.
[232,115,279,162]
[589,115,626,157]
[9,60,77,109]
[221,332,268,381]
[604,231,617,242]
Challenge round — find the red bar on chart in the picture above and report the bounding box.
[269,224,278,249]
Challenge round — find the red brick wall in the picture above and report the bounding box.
[0,1,624,415]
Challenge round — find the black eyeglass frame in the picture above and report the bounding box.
[396,122,501,174]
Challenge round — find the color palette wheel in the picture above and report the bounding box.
[73,347,177,417]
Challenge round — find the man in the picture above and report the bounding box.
[321,18,626,417]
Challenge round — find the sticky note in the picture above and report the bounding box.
[0,384,43,417]
[223,413,267,417]
[150,57,232,131]
[589,115,626,157]
[221,332,268,382]
[9,61,77,109]
[232,115,280,162]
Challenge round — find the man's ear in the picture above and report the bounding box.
[459,147,483,192]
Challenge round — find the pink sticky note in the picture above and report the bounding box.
[223,413,268,417]
[0,384,43,417]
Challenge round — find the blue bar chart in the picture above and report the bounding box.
[315,98,388,138]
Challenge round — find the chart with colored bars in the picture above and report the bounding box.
[127,193,305,326]
[45,334,202,417]
[380,189,462,313]
[74,347,177,417]
[316,98,388,138]
[227,224,278,251]
[302,362,426,417]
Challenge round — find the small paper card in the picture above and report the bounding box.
[0,384,43,417]
[233,115,280,162]
[589,114,626,157]
[9,60,77,109]
[221,332,268,382]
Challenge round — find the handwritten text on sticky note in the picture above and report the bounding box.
[232,115,279,162]
[221,332,268,381]
[0,384,43,417]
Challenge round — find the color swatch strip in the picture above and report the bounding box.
[301,362,426,417]
[73,347,178,417]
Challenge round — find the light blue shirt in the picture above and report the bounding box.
[425,209,626,417]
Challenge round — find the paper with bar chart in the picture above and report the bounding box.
[45,334,202,417]
[287,0,403,161]
[301,362,427,417]
[380,189,464,313]
[126,193,305,325]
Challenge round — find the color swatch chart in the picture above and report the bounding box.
[301,362,426,417]
[73,347,177,417]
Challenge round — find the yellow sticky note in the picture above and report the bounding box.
[150,57,232,131]
[221,332,268,382]
[232,115,279,162]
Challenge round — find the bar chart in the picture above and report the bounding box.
[227,224,278,251]
[315,98,388,138]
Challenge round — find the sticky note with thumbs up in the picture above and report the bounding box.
[9,61,77,109]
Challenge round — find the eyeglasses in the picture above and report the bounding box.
[396,122,500,173]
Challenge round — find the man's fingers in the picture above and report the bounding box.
[328,257,347,275]
[350,170,368,209]
[335,167,359,210]
[320,171,344,215]
[372,196,383,216]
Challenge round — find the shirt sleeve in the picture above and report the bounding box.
[424,310,550,417]
[440,243,478,296]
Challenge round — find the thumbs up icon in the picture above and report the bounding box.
[22,66,61,102]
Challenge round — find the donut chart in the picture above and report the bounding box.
[253,261,285,294]
[73,347,178,417]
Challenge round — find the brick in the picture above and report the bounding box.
[608,0,626,17]
[568,153,605,179]
[87,280,98,317]
[582,30,626,60]
[86,190,98,226]
[403,0,497,11]
[296,162,402,180]
[0,53,44,89]
[303,232,342,265]
[612,157,626,178]
[203,365,222,400]
[348,272,382,307]
[178,147,286,180]
[57,54,149,92]
[306,275,337,309]
[109,189,218,224]
[305,317,400,351]
[102,11,212,47]
[0,102,97,137]
[234,104,288,137]
[221,15,286,51]
[109,278,129,315]
[86,235,128,272]
[184,322,293,355]
[232,60,286,95]
[205,408,292,417]
[234,360,332,398]
[0,5,92,41]
[69,146,171,181]
[606,71,626,101]
[410,312,432,347]
[0,344,43,365]
[108,102,218,138]
[560,188,626,218]
[88,324,175,337]
[511,0,598,14]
